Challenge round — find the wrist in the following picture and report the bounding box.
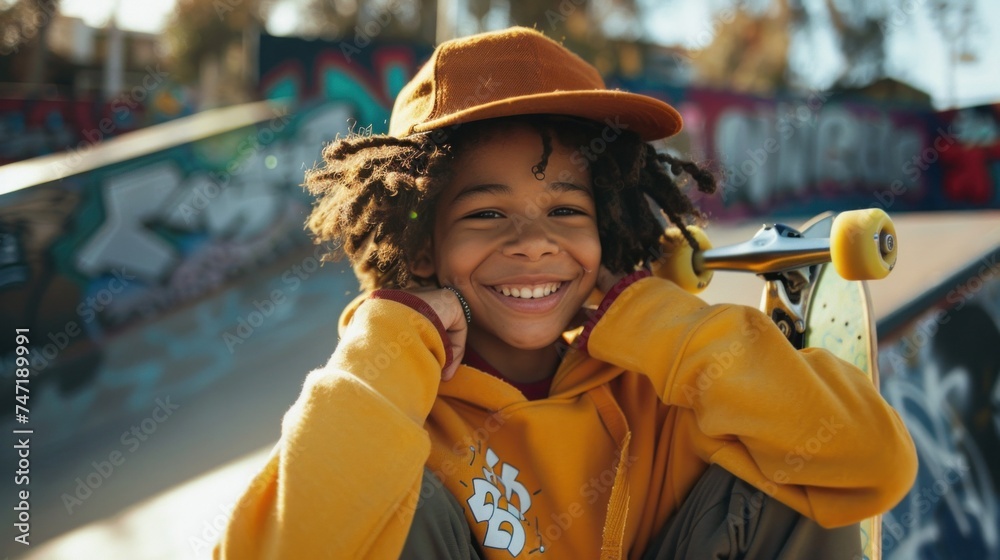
[441,285,472,325]
[369,289,454,368]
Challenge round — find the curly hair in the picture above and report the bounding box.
[304,115,717,291]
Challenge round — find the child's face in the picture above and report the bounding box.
[418,124,602,351]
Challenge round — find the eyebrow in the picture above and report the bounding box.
[449,181,591,206]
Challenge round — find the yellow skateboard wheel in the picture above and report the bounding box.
[652,225,714,293]
[830,209,898,280]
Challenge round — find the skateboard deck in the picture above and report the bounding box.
[795,213,881,560]
[655,208,897,560]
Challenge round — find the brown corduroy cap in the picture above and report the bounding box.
[389,27,683,141]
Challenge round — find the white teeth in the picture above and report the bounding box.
[493,282,562,299]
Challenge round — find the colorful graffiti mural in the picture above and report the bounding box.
[0,107,337,431]
[616,78,978,219]
[258,34,431,131]
[0,39,425,440]
[936,105,1000,208]
[0,82,191,166]
[878,248,1000,559]
[257,35,1000,219]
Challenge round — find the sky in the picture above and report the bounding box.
[58,0,1000,109]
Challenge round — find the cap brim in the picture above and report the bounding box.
[410,90,682,141]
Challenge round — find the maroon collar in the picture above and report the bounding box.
[463,347,553,401]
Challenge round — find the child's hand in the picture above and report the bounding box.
[407,288,469,382]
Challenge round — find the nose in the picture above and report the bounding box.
[502,217,559,261]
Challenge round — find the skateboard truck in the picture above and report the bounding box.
[699,223,824,346]
[690,211,898,346]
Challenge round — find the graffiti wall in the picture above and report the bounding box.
[0,37,437,470]
[0,97,142,165]
[258,34,431,129]
[0,104,367,431]
[616,77,1000,218]
[0,82,192,166]
[878,248,1000,559]
[934,105,1000,208]
[649,86,935,219]
[256,34,1000,219]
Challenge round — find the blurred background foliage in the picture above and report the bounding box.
[0,0,983,108]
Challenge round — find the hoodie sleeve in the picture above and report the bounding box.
[583,275,917,528]
[214,297,447,559]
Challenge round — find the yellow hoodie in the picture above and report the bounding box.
[215,275,917,559]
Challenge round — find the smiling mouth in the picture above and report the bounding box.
[489,282,563,299]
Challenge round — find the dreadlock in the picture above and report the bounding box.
[304,115,717,291]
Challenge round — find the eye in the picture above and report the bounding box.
[550,207,588,217]
[465,210,505,219]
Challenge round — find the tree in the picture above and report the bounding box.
[685,1,793,94]
[458,0,647,76]
[509,0,637,71]
[293,0,436,43]
[0,0,60,90]
[927,0,978,107]
[163,0,264,84]
[283,0,646,75]
[678,0,981,96]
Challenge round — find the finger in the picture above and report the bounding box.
[442,348,462,381]
[441,328,467,382]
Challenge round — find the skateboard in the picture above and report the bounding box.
[655,208,899,560]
